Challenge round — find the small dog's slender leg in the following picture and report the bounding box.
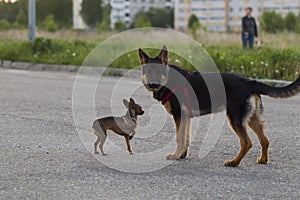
[124,136,132,154]
[248,115,269,164]
[99,133,107,156]
[94,137,101,154]
[166,116,188,160]
[93,130,101,154]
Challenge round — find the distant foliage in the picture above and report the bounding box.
[114,20,126,32]
[80,0,102,28]
[134,12,152,28]
[0,0,73,29]
[43,15,58,32]
[0,19,11,30]
[98,5,111,32]
[133,8,174,28]
[36,0,72,28]
[16,9,27,27]
[146,8,174,28]
[188,14,200,39]
[284,12,297,32]
[260,11,284,33]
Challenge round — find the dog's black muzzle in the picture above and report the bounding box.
[147,83,160,89]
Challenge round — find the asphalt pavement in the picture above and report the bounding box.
[0,68,299,199]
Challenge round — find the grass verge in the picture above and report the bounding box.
[1,37,299,81]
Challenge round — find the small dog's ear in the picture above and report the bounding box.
[255,41,258,44]
[130,98,135,104]
[158,45,168,65]
[123,99,129,108]
[261,41,264,44]
[138,48,149,65]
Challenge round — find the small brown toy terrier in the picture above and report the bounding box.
[92,98,144,155]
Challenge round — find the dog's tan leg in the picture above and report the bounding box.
[94,137,100,154]
[93,131,101,154]
[224,123,252,167]
[180,117,191,159]
[124,136,132,154]
[99,133,107,156]
[166,116,188,160]
[248,115,269,164]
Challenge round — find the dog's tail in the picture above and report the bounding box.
[250,75,300,98]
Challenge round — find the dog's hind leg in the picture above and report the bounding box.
[99,133,107,156]
[180,117,191,159]
[93,130,101,154]
[166,116,188,160]
[224,118,253,167]
[248,114,269,164]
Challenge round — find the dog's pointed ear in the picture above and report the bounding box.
[255,41,258,44]
[123,99,129,108]
[158,45,168,65]
[138,48,149,65]
[129,98,135,104]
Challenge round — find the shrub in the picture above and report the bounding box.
[114,20,126,31]
[43,15,58,32]
[16,9,27,27]
[134,12,152,28]
[0,19,11,30]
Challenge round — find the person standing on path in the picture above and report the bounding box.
[242,7,258,49]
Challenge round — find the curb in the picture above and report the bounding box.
[0,60,141,79]
[0,60,291,86]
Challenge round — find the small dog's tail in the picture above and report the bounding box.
[250,75,300,98]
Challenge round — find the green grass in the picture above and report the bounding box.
[1,37,299,81]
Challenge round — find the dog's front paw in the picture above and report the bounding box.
[224,160,239,167]
[165,153,180,160]
[180,150,188,159]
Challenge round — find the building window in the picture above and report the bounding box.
[125,13,130,17]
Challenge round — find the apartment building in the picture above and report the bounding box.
[73,0,88,29]
[110,0,174,28]
[175,0,300,32]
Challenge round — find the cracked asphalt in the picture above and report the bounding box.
[0,68,299,199]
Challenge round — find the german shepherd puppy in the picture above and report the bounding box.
[139,45,300,167]
[92,98,144,155]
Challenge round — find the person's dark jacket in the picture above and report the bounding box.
[242,16,258,37]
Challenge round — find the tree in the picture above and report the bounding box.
[134,12,152,28]
[80,0,102,28]
[146,7,174,28]
[98,5,111,32]
[284,12,297,32]
[36,0,72,28]
[16,9,27,26]
[188,14,200,39]
[260,11,284,33]
[296,14,300,33]
[0,0,22,23]
[114,20,126,32]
